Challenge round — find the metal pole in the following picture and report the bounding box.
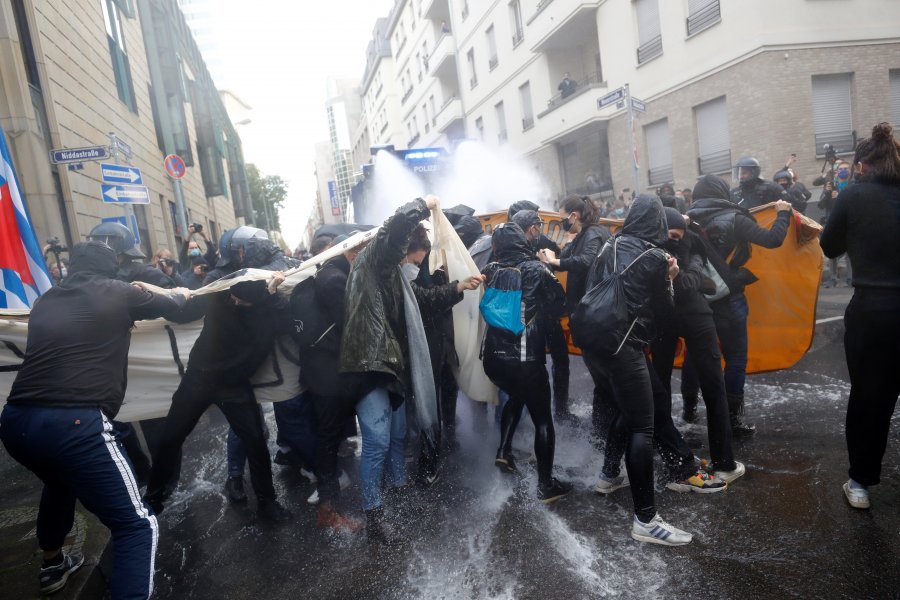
[624,84,641,195]
[171,176,189,242]
[108,132,136,234]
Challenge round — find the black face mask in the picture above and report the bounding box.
[561,218,573,232]
[662,238,681,253]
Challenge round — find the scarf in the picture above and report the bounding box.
[398,265,439,447]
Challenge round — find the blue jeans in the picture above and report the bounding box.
[1,405,158,600]
[226,404,269,478]
[712,292,750,396]
[356,387,407,511]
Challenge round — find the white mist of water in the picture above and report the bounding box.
[370,150,427,225]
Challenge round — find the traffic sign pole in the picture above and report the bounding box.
[108,132,136,236]
[625,84,641,195]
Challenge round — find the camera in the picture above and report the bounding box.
[191,222,203,233]
[823,143,838,163]
[45,236,67,255]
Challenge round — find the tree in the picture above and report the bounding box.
[246,163,288,232]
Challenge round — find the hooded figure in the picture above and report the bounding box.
[453,215,485,249]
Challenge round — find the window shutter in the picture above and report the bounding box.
[635,0,660,45]
[645,119,673,185]
[890,70,900,130]
[695,97,731,174]
[811,73,853,154]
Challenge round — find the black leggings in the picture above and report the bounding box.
[485,360,555,487]
[546,318,570,416]
[584,345,656,522]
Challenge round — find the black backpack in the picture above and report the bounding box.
[289,274,337,349]
[570,238,655,356]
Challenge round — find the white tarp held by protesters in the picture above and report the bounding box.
[0,210,497,421]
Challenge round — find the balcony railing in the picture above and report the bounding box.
[489,56,499,71]
[401,87,414,104]
[698,149,731,175]
[686,1,721,37]
[522,116,534,131]
[637,35,663,65]
[512,29,524,48]
[408,133,421,147]
[527,0,555,25]
[648,165,674,186]
[538,71,605,117]
[470,77,478,90]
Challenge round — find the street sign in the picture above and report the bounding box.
[631,97,647,113]
[100,163,143,185]
[598,87,625,109]
[112,136,133,160]
[102,183,150,204]
[50,145,110,164]
[164,154,186,179]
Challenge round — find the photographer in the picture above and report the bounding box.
[152,249,185,287]
[43,237,68,285]
[814,153,853,287]
[179,223,217,268]
[180,256,209,290]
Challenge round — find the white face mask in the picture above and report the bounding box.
[402,263,420,281]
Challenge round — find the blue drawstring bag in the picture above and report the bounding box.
[479,266,524,335]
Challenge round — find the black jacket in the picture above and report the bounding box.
[820,176,900,289]
[585,195,672,349]
[558,223,610,312]
[300,255,351,397]
[664,231,713,316]
[118,259,178,288]
[7,244,185,418]
[730,177,790,209]
[482,223,566,366]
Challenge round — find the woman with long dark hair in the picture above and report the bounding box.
[820,122,900,510]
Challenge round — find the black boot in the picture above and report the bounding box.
[682,394,699,424]
[257,497,292,523]
[224,475,248,504]
[728,393,756,436]
[365,506,404,546]
[553,378,572,423]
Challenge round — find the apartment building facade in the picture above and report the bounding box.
[357,0,900,208]
[0,0,251,259]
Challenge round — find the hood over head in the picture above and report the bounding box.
[491,222,534,266]
[664,207,686,231]
[692,174,732,202]
[507,200,540,221]
[230,280,269,305]
[453,215,484,249]
[621,194,667,246]
[67,241,119,279]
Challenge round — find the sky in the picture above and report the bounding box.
[206,0,394,247]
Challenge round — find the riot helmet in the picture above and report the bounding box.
[87,222,145,258]
[732,156,761,185]
[216,226,268,268]
[773,169,793,189]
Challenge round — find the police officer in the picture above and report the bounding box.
[774,169,809,213]
[730,156,791,209]
[87,222,177,288]
[0,241,189,597]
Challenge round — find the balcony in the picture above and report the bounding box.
[528,1,598,53]
[538,71,605,117]
[428,33,457,80]
[536,85,607,144]
[422,0,450,21]
[434,97,463,133]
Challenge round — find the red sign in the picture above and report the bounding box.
[164,154,186,179]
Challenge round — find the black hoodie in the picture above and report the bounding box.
[482,223,565,365]
[7,242,186,418]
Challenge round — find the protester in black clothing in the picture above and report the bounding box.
[144,272,294,522]
[820,122,900,510]
[1,241,188,598]
[482,222,571,504]
[577,195,691,545]
[87,221,178,288]
[774,169,808,213]
[730,156,791,209]
[538,195,611,421]
[686,175,793,435]
[453,215,485,249]
[649,208,744,483]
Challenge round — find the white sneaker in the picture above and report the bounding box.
[631,513,692,546]
[714,461,746,484]
[593,474,629,495]
[307,489,319,505]
[307,471,351,505]
[843,480,870,509]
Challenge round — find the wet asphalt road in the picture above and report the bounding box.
[3,287,899,599]
[141,288,900,600]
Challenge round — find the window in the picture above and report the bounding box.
[101,0,137,112]
[475,116,484,141]
[645,118,673,185]
[486,25,499,70]
[811,73,854,156]
[519,82,534,131]
[429,95,437,126]
[695,97,731,174]
[509,0,524,47]
[687,0,721,37]
[467,48,477,89]
[495,101,507,142]
[635,0,662,65]
[891,70,900,130]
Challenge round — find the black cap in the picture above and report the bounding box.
[510,209,542,231]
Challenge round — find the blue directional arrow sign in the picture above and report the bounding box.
[101,184,150,205]
[100,163,143,185]
[597,87,625,109]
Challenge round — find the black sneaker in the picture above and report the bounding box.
[273,449,301,467]
[224,476,248,504]
[39,551,84,594]
[495,451,518,475]
[537,478,573,504]
[258,498,292,523]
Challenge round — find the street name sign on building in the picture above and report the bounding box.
[102,183,150,204]
[112,135,133,160]
[631,97,647,113]
[101,163,143,184]
[50,145,110,164]
[164,154,186,179]
[598,87,625,109]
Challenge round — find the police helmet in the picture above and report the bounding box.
[87,222,145,258]
[732,156,761,183]
[773,169,793,187]
[216,226,268,268]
